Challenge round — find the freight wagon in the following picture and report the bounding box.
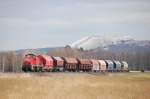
[77,58,92,72]
[52,56,64,72]
[121,61,129,72]
[91,59,100,72]
[22,53,129,72]
[62,57,78,72]
[98,60,107,72]
[105,60,114,72]
[113,61,122,72]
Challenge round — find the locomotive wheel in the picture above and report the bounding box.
[24,67,27,72]
[22,67,26,72]
[27,67,32,72]
[34,67,38,72]
[52,69,55,72]
[22,66,29,72]
[48,69,52,72]
[37,67,39,72]
[25,67,29,72]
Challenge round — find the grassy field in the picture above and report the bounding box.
[0,72,150,99]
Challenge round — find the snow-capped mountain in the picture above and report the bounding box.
[70,35,113,50]
[70,35,150,51]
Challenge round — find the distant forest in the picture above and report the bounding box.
[0,46,150,72]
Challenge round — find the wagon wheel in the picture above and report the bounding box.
[39,67,43,72]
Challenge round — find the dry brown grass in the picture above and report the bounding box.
[0,72,150,99]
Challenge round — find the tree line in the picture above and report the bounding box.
[0,46,150,72]
[0,51,23,72]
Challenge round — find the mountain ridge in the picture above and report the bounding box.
[70,35,150,51]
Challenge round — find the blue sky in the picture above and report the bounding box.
[0,0,150,51]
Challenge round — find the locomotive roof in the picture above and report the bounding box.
[38,55,53,61]
[25,53,36,57]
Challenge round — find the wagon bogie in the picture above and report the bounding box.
[54,66,64,72]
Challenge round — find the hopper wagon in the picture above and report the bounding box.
[62,57,78,72]
[98,60,107,72]
[121,61,129,72]
[113,61,122,72]
[105,60,114,72]
[77,58,92,72]
[52,56,64,72]
[91,59,100,72]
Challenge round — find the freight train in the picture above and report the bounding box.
[22,53,129,72]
